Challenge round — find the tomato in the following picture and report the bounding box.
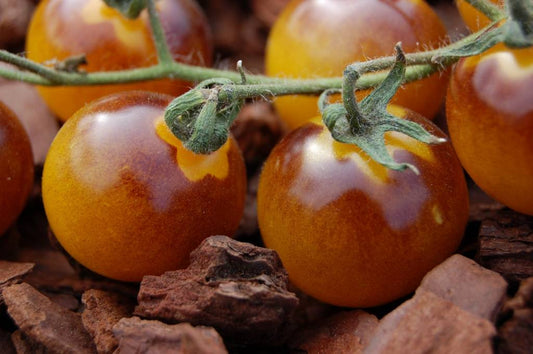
[0,102,34,236]
[257,106,469,307]
[456,0,502,32]
[446,45,533,216]
[26,0,212,122]
[265,0,449,130]
[42,91,246,281]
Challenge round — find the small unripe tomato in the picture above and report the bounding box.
[26,0,213,121]
[265,0,449,130]
[257,107,469,307]
[42,91,246,281]
[456,0,502,32]
[0,102,34,236]
[446,45,533,215]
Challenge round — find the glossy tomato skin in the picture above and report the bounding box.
[257,108,469,307]
[446,45,533,215]
[42,91,246,282]
[26,0,213,121]
[0,103,34,236]
[456,0,502,32]
[265,0,449,130]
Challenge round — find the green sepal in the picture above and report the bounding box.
[103,0,147,19]
[183,94,243,154]
[321,44,445,173]
[164,88,208,142]
[164,79,243,154]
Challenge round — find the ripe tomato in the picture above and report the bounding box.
[42,91,246,281]
[0,102,34,236]
[26,0,213,122]
[265,0,449,130]
[456,0,502,32]
[446,45,533,216]
[257,107,469,307]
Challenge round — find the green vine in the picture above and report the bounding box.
[0,0,529,171]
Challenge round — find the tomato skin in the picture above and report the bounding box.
[446,45,533,216]
[26,0,212,121]
[42,91,246,282]
[0,103,34,236]
[265,0,449,130]
[456,0,502,32]
[257,108,469,307]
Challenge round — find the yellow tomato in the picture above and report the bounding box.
[446,45,533,215]
[26,0,213,121]
[266,0,450,130]
[42,91,247,281]
[258,107,469,307]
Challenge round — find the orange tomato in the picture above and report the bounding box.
[42,91,246,281]
[0,102,34,236]
[257,107,469,307]
[446,45,533,215]
[265,0,449,130]
[26,0,212,121]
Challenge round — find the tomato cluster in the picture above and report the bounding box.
[3,0,531,309]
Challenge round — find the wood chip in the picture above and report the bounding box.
[0,260,34,305]
[3,283,96,353]
[419,254,508,321]
[364,290,496,354]
[136,235,299,346]
[81,289,135,354]
[478,209,533,282]
[113,317,227,354]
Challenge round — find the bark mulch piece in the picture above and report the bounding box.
[3,282,97,353]
[136,235,299,346]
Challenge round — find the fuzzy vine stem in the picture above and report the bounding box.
[0,20,505,91]
[145,0,174,66]
[342,68,362,131]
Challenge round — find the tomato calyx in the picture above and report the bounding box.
[164,78,244,154]
[321,44,445,173]
[103,0,147,19]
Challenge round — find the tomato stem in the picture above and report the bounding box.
[146,0,174,66]
[341,68,362,132]
[0,21,508,89]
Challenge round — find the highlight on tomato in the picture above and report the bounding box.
[265,0,450,130]
[0,102,34,236]
[26,0,213,121]
[446,44,533,216]
[42,91,247,281]
[257,106,469,307]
